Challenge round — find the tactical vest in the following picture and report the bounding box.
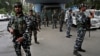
[76,11,90,28]
[28,15,38,31]
[11,15,27,37]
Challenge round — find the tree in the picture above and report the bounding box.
[0,0,20,14]
[65,0,100,9]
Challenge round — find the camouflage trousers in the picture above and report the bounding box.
[43,20,49,27]
[66,22,72,36]
[38,21,41,29]
[13,41,31,56]
[74,27,86,50]
[32,30,38,42]
[29,30,38,43]
[52,19,57,29]
[25,32,32,46]
[59,20,64,31]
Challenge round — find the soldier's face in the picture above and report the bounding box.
[14,6,22,14]
[29,11,33,15]
[82,7,86,11]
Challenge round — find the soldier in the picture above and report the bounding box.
[44,9,49,27]
[36,12,41,29]
[66,9,73,38]
[52,10,58,29]
[41,9,48,27]
[47,9,52,25]
[7,2,31,56]
[59,9,65,32]
[73,4,94,56]
[40,10,45,25]
[28,10,40,44]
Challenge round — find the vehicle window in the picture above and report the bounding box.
[95,11,100,16]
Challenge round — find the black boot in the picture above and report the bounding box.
[60,29,63,32]
[69,35,72,36]
[34,38,40,44]
[78,47,86,52]
[34,36,40,44]
[73,50,82,56]
[66,36,70,38]
[35,41,40,44]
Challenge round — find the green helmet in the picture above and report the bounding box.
[14,2,22,8]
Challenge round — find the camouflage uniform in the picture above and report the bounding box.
[74,11,89,51]
[52,12,58,29]
[7,14,31,56]
[26,15,35,45]
[47,10,52,24]
[66,10,73,37]
[59,10,65,32]
[28,14,39,44]
[44,11,49,27]
[40,11,45,25]
[36,13,41,29]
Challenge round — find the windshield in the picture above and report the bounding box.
[95,11,100,16]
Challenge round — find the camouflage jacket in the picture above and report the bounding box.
[52,13,58,20]
[67,12,73,23]
[7,14,29,42]
[76,11,89,28]
[59,12,65,21]
[28,15,38,31]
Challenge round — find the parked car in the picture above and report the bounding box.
[86,9,100,28]
[0,14,9,21]
[65,9,100,29]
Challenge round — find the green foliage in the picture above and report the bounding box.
[0,8,6,14]
[0,0,20,13]
[65,0,100,9]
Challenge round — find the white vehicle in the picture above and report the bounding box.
[0,14,8,21]
[91,18,100,29]
[65,9,100,29]
[86,9,100,28]
[94,10,100,28]
[72,15,77,25]
[64,10,68,22]
[65,9,78,25]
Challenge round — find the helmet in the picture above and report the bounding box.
[14,2,22,8]
[79,3,87,9]
[69,9,72,12]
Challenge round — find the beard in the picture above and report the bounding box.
[14,8,23,15]
[16,11,22,14]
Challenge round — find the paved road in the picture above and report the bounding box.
[0,21,100,56]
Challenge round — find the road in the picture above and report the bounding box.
[0,21,100,56]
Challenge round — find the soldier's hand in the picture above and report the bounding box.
[89,15,94,19]
[16,37,24,43]
[89,11,94,18]
[9,28,14,34]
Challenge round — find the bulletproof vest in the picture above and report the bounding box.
[44,12,48,19]
[11,15,27,36]
[25,16,33,31]
[60,12,65,19]
[28,15,37,30]
[53,13,58,19]
[68,13,72,22]
[77,11,90,28]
